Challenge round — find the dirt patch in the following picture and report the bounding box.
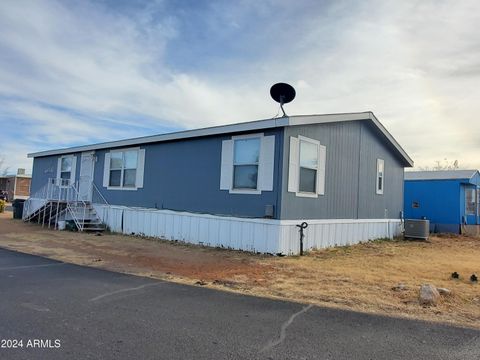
[0,212,273,286]
[1,211,479,329]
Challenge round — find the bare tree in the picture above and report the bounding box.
[419,159,460,171]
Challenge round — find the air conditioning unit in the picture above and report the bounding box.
[404,219,429,240]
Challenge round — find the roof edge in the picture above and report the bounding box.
[28,116,290,158]
[27,111,414,168]
[404,169,480,181]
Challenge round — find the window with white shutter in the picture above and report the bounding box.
[219,133,275,194]
[103,147,145,190]
[288,135,326,198]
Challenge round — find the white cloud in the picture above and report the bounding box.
[0,0,479,173]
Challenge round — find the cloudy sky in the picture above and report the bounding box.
[0,0,479,173]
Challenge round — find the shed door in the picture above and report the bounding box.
[78,152,95,202]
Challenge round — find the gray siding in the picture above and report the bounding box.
[357,122,404,219]
[31,129,284,219]
[280,120,405,220]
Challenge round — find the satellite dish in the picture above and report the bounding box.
[270,82,296,117]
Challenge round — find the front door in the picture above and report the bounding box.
[78,151,95,201]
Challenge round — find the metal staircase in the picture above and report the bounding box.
[66,202,106,232]
[23,178,106,232]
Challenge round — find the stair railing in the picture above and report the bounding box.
[64,181,88,231]
[90,182,109,227]
[92,182,109,206]
[22,181,51,220]
[24,178,105,231]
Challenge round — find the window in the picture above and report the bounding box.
[287,136,326,198]
[57,155,76,186]
[299,139,318,193]
[376,159,384,195]
[103,148,145,190]
[60,157,72,185]
[219,134,275,194]
[109,150,138,188]
[233,137,260,190]
[466,188,476,215]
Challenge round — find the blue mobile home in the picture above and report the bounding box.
[404,170,480,233]
[24,112,413,254]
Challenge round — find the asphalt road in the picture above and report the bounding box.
[0,248,478,360]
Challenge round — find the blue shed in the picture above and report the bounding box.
[404,170,480,233]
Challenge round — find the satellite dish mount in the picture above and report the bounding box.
[270,83,296,117]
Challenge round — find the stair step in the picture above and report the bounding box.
[82,227,105,232]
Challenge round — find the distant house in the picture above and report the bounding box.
[404,170,480,233]
[24,112,413,254]
[0,169,31,202]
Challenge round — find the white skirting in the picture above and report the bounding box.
[93,205,402,255]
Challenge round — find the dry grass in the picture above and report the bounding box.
[249,237,480,328]
[1,212,479,329]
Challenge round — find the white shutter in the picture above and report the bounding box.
[317,144,326,195]
[258,135,275,191]
[136,149,146,188]
[220,140,234,190]
[70,155,77,185]
[288,136,299,193]
[56,157,62,180]
[103,153,111,187]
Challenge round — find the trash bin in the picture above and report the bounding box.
[12,199,25,219]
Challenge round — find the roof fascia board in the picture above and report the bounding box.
[287,112,371,126]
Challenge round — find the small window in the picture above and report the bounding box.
[109,150,138,188]
[299,139,319,193]
[376,159,384,195]
[233,138,260,190]
[466,188,476,215]
[60,156,73,185]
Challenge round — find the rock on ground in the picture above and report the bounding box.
[437,287,451,296]
[419,284,440,306]
[392,283,408,291]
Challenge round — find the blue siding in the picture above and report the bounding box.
[404,179,463,232]
[92,129,284,219]
[31,129,283,218]
[30,153,82,195]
